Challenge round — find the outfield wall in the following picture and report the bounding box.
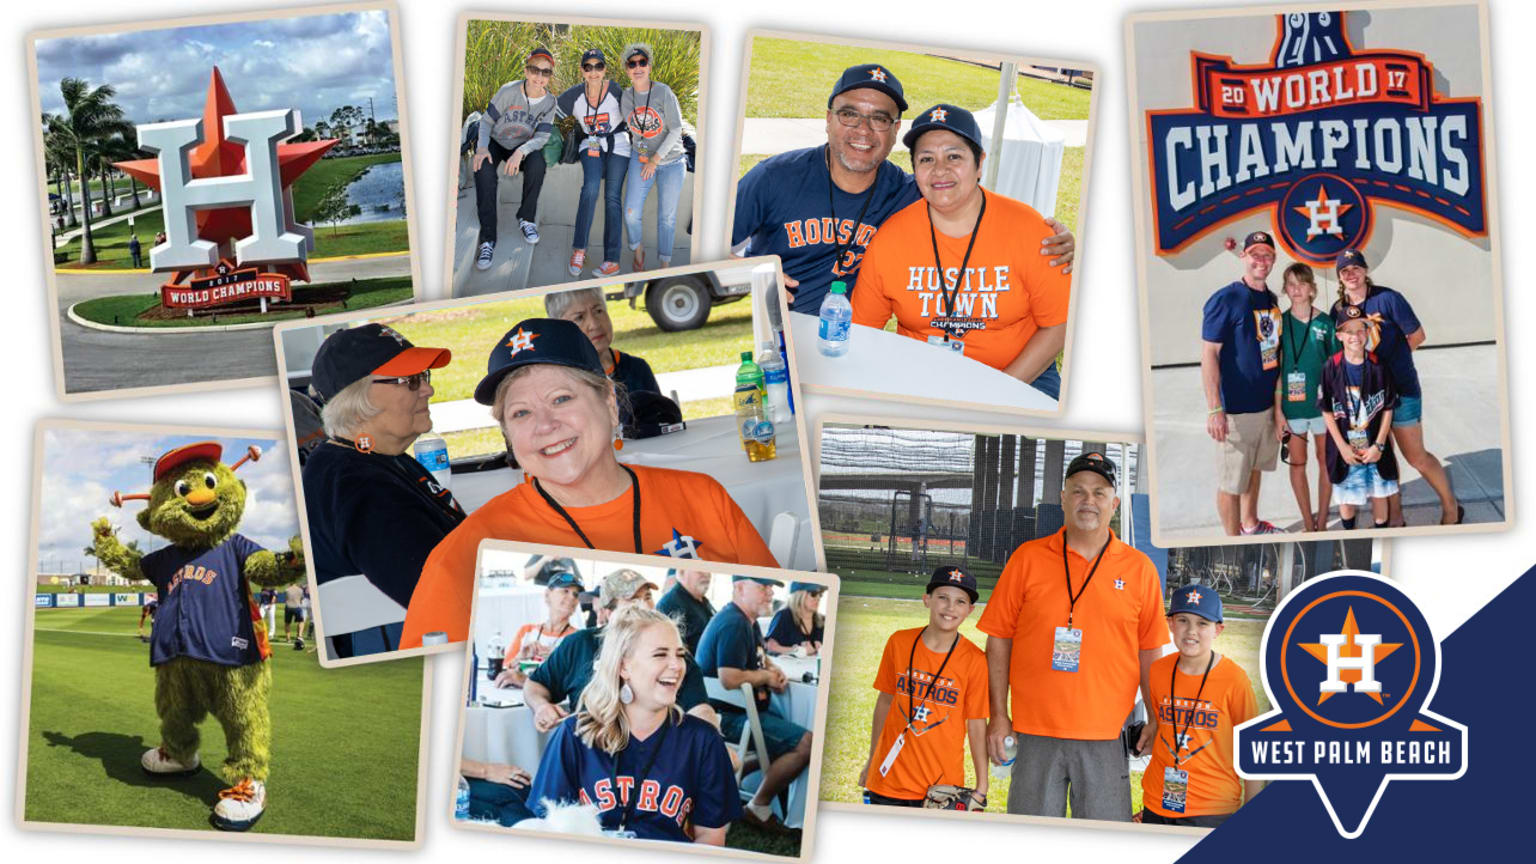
[36,592,150,609]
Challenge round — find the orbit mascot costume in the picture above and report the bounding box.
[90,441,304,831]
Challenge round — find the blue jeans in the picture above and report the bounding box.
[573,149,628,264]
[1029,363,1062,400]
[623,157,685,263]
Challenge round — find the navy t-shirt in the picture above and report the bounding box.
[656,583,714,655]
[529,713,743,841]
[766,608,823,649]
[528,626,708,711]
[696,602,770,711]
[1202,280,1284,415]
[141,534,265,667]
[1331,285,1423,398]
[732,144,920,313]
[610,350,660,398]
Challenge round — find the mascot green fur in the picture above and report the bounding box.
[90,441,304,831]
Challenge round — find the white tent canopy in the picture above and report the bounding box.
[973,95,1067,220]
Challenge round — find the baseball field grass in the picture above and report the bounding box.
[24,606,424,841]
[821,595,1271,817]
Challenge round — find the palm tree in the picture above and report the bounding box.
[51,77,131,265]
[42,118,77,229]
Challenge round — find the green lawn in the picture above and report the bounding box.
[55,155,408,270]
[25,606,423,840]
[71,276,415,328]
[820,595,1269,817]
[739,146,1083,233]
[746,37,1091,120]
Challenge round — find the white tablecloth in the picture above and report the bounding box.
[787,311,1058,416]
[769,680,818,829]
[449,414,818,571]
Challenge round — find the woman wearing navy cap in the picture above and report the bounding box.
[850,104,1073,399]
[619,43,687,272]
[765,581,825,655]
[1329,248,1461,525]
[555,48,630,278]
[399,318,776,649]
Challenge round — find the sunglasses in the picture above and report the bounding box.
[627,56,649,69]
[525,64,554,77]
[371,370,432,391]
[833,106,896,132]
[581,62,605,72]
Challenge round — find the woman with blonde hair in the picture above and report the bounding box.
[526,605,741,843]
[765,581,825,655]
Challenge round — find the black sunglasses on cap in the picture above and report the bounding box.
[627,56,649,68]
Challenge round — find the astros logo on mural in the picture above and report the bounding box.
[1146,11,1486,264]
[1236,572,1465,838]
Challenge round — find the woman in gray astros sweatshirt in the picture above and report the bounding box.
[619,42,688,271]
[471,46,558,261]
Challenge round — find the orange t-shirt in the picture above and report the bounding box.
[399,464,776,649]
[850,191,1071,371]
[976,529,1167,740]
[866,627,989,801]
[503,621,575,666]
[1141,652,1259,818]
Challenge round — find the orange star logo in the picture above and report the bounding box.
[930,108,948,123]
[1297,606,1402,705]
[505,327,539,356]
[869,67,888,82]
[1185,588,1202,604]
[1292,182,1354,239]
[948,569,964,582]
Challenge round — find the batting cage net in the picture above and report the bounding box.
[1162,538,1376,616]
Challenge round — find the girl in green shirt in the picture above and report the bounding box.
[1273,264,1340,531]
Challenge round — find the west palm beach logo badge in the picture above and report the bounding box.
[1146,11,1486,264]
[1236,572,1465,838]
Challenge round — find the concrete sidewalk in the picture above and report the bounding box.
[738,117,1089,155]
[451,157,693,298]
[429,362,737,434]
[1149,343,1505,541]
[53,203,163,245]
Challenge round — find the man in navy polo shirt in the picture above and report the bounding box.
[696,575,811,833]
[657,568,714,655]
[732,64,1074,314]
[1201,231,1285,536]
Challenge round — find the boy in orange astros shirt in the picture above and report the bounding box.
[860,566,990,809]
[1138,584,1263,828]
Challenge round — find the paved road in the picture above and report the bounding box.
[54,252,412,396]
[451,156,693,298]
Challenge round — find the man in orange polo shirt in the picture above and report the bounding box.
[978,452,1166,820]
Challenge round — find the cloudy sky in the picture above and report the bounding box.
[36,428,300,577]
[35,10,397,131]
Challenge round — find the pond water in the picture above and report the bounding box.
[339,160,405,224]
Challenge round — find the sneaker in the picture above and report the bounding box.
[592,261,621,278]
[1241,520,1282,535]
[142,746,200,776]
[475,241,494,271]
[211,778,266,831]
[520,220,540,245]
[568,249,586,276]
[294,637,305,651]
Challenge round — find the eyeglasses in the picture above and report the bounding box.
[833,106,896,132]
[627,57,649,69]
[525,64,554,77]
[581,62,605,72]
[371,370,431,390]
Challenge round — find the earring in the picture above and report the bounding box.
[354,434,374,453]
[619,681,634,704]
[613,438,624,451]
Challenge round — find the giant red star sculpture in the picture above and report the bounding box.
[115,66,337,284]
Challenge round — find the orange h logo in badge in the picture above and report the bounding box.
[505,327,539,356]
[868,67,888,82]
[929,108,948,123]
[1186,588,1203,604]
[1294,182,1354,239]
[948,569,964,582]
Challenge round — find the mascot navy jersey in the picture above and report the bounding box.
[528,713,743,841]
[141,533,266,667]
[732,144,919,313]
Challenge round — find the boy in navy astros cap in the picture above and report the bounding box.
[1138,586,1261,827]
[860,565,990,809]
[1202,230,1286,536]
[696,575,811,832]
[732,63,1074,314]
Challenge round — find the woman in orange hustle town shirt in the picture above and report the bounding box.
[849,104,1071,399]
[398,318,776,649]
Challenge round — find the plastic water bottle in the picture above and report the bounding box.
[758,343,791,424]
[455,775,471,820]
[991,735,1017,780]
[817,280,852,357]
[733,352,777,462]
[412,432,451,490]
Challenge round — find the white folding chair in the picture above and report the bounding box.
[705,676,772,802]
[767,511,799,567]
[315,575,407,659]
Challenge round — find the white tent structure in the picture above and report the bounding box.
[973,94,1067,220]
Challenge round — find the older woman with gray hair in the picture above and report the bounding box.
[545,287,660,416]
[300,324,466,654]
[620,42,688,272]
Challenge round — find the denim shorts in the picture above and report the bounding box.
[1335,463,1398,507]
[1392,395,1423,427]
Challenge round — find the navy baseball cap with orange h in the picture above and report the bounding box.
[927,565,978,603]
[828,63,908,113]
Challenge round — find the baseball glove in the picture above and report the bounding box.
[923,784,985,811]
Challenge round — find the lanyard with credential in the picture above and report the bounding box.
[1061,535,1112,629]
[904,625,959,732]
[825,147,877,277]
[1165,653,1215,767]
[610,715,673,833]
[927,189,988,339]
[1285,312,1313,367]
[534,463,643,553]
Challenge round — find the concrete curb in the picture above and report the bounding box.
[54,249,413,276]
[65,298,416,336]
